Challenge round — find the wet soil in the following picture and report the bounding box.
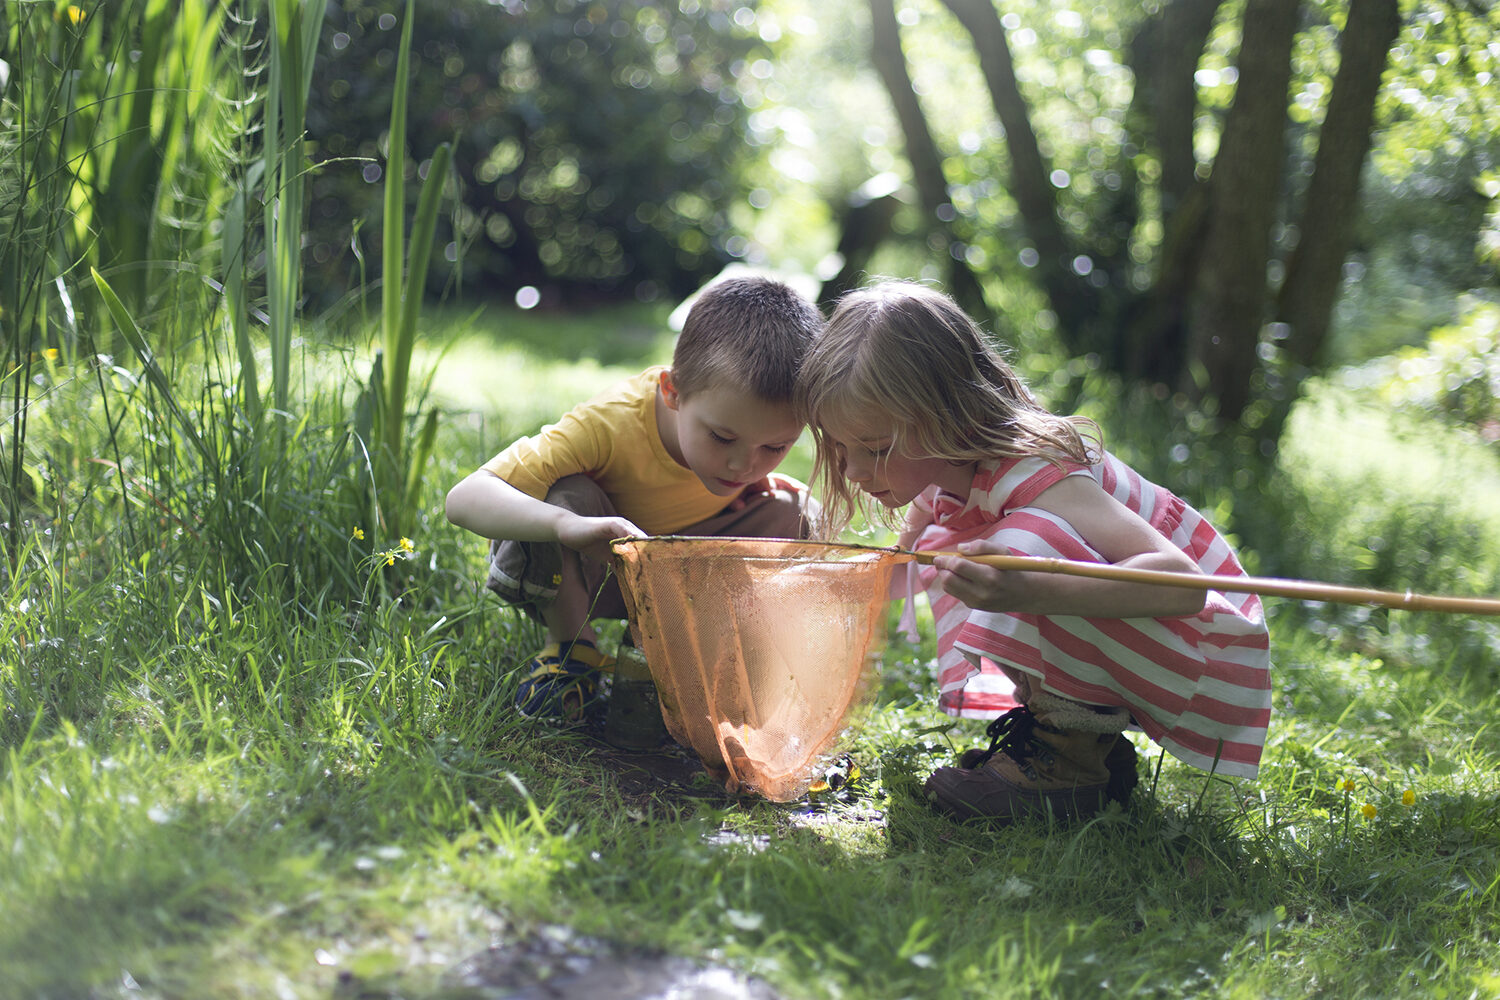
[444,925,782,999]
[432,741,786,999]
[579,735,722,801]
[426,729,874,998]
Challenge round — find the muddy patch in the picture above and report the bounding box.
[445,924,782,999]
[580,736,720,801]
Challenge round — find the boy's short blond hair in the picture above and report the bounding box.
[671,276,824,403]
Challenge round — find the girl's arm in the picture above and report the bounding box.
[444,470,645,564]
[930,475,1207,618]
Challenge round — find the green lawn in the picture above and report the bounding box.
[4,308,1500,999]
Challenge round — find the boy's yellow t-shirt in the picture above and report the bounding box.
[480,365,731,535]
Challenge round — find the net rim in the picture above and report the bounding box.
[609,535,909,564]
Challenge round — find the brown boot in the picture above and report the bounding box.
[924,704,1137,823]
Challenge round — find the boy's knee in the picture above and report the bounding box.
[544,474,616,518]
[487,536,563,609]
[735,485,820,540]
[485,476,615,606]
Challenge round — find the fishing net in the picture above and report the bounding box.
[610,536,903,801]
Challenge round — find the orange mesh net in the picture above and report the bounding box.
[610,536,902,801]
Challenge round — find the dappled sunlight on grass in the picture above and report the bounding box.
[1281,382,1500,577]
[10,300,1500,999]
[424,339,637,439]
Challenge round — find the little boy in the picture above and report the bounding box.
[445,276,824,722]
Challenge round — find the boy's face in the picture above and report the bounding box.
[662,375,803,497]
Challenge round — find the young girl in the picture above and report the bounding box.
[797,281,1271,823]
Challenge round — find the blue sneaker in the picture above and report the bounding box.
[514,639,613,723]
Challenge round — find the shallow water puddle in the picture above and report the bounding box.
[445,924,781,999]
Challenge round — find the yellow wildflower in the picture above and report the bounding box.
[1360,803,1377,820]
[63,5,86,24]
[385,553,396,566]
[1401,788,1416,807]
[352,527,365,540]
[399,536,414,552]
[1338,778,1356,793]
[44,348,60,361]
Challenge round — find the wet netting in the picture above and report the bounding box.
[610,537,903,801]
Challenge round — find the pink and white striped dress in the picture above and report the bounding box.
[910,453,1272,779]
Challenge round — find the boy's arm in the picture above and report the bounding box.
[444,470,644,563]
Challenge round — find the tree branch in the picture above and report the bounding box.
[1127,0,1224,214]
[939,0,1100,351]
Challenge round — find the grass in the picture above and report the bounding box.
[8,3,1498,995]
[4,311,1500,1000]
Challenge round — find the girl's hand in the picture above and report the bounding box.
[931,540,1027,613]
[557,513,646,563]
[929,475,1209,618]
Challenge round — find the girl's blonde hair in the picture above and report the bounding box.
[796,281,1100,537]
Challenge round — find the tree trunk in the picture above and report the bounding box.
[1275,0,1402,371]
[940,0,1100,354]
[819,182,903,307]
[1186,0,1300,420]
[1116,0,1223,382]
[867,0,990,322]
[1129,0,1224,217]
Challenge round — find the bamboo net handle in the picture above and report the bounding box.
[909,551,1500,616]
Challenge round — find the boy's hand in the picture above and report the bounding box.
[558,513,646,563]
[727,473,803,511]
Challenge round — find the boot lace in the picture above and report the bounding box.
[967,705,1042,769]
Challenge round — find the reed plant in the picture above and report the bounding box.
[354,0,450,542]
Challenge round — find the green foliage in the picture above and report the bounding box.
[302,0,768,307]
[738,0,1500,419]
[263,0,329,414]
[1369,297,1500,437]
[353,0,450,540]
[0,0,234,326]
[1260,381,1500,674]
[1,0,234,567]
[10,296,1500,997]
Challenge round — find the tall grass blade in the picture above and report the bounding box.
[402,407,440,525]
[368,0,450,536]
[381,0,413,387]
[222,174,261,424]
[394,141,451,397]
[91,267,215,473]
[265,0,328,413]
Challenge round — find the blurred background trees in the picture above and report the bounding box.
[306,0,765,307]
[6,0,1497,455]
[855,0,1495,430]
[286,0,1498,441]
